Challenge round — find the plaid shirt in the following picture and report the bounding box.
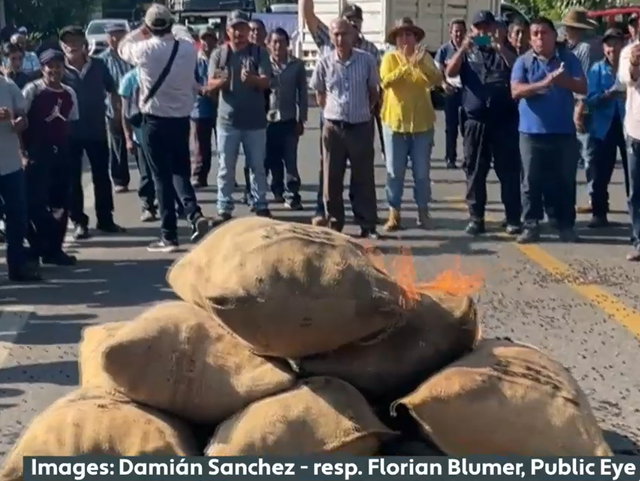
[98,48,132,118]
[311,21,381,63]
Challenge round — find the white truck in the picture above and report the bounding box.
[295,0,528,75]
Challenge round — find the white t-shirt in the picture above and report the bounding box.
[0,76,25,176]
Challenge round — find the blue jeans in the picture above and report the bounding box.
[0,169,28,271]
[217,125,268,214]
[578,131,596,195]
[383,127,434,210]
[627,137,640,251]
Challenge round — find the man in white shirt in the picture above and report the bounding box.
[119,3,209,253]
[618,40,640,261]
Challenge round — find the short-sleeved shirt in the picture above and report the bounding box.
[311,22,381,64]
[435,41,461,88]
[97,49,133,118]
[63,57,116,140]
[208,43,272,130]
[458,46,515,121]
[22,79,79,147]
[511,48,584,134]
[192,53,216,119]
[118,69,142,144]
[0,76,26,175]
[310,48,379,124]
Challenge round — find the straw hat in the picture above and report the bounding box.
[560,8,595,30]
[386,17,425,45]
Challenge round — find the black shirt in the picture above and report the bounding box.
[459,46,516,121]
[6,71,33,90]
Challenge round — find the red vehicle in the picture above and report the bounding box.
[587,7,640,37]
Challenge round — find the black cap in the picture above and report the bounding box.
[59,25,85,41]
[472,10,496,26]
[39,48,65,65]
[603,28,624,42]
[341,4,363,20]
[227,10,251,27]
[104,23,128,34]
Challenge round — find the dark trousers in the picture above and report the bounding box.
[141,115,201,242]
[68,137,114,227]
[134,141,156,211]
[520,133,579,230]
[591,115,629,217]
[107,117,130,188]
[322,119,377,231]
[0,169,28,272]
[316,114,357,217]
[462,117,521,224]
[444,90,465,163]
[25,144,70,258]
[265,120,301,202]
[627,137,640,249]
[191,117,216,183]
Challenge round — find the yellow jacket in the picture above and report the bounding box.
[380,50,443,133]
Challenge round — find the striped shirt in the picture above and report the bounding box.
[311,22,381,63]
[310,48,379,124]
[98,48,132,118]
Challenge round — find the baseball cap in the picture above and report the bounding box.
[144,3,174,31]
[39,48,65,65]
[104,23,128,34]
[227,10,251,27]
[341,3,363,20]
[472,10,496,26]
[59,25,85,41]
[17,26,27,34]
[602,28,624,42]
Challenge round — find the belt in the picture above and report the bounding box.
[325,119,369,129]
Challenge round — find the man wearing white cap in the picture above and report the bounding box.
[119,3,209,253]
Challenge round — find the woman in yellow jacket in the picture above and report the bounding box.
[380,18,443,231]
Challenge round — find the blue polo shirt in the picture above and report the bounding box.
[435,41,457,68]
[458,46,515,121]
[511,48,584,135]
[191,54,216,120]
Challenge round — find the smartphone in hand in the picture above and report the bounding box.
[473,35,492,47]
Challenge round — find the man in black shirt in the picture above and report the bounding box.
[446,10,522,236]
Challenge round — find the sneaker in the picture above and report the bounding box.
[255,209,272,218]
[285,199,303,211]
[141,209,157,222]
[114,185,129,193]
[517,226,540,244]
[96,222,126,234]
[587,216,609,228]
[42,252,77,266]
[356,228,380,240]
[446,160,457,169]
[147,238,179,253]
[73,224,91,240]
[465,219,485,236]
[212,212,233,228]
[190,216,210,242]
[505,223,522,235]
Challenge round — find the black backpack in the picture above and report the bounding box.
[219,43,270,113]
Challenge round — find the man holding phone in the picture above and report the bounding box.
[445,10,521,238]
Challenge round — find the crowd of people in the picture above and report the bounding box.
[0,2,638,284]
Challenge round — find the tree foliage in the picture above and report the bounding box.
[510,0,610,20]
[4,0,98,36]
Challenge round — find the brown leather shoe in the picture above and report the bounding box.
[383,208,401,232]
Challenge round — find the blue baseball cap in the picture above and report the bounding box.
[104,23,127,34]
[39,48,65,65]
[472,10,496,26]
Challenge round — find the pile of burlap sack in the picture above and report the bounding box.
[1,217,612,480]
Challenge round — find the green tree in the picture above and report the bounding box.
[511,0,609,20]
[5,0,98,36]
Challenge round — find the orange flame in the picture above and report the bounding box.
[364,244,484,302]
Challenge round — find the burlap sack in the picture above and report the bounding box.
[78,322,126,391]
[167,217,406,357]
[392,338,613,456]
[1,388,196,481]
[206,376,395,455]
[101,301,295,424]
[298,293,480,402]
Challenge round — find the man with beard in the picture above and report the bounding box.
[60,25,125,240]
[98,23,133,193]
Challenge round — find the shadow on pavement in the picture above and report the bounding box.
[0,360,78,386]
[0,387,24,398]
[605,429,640,455]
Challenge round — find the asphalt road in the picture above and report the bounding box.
[1,109,639,457]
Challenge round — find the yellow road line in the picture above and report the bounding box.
[444,197,640,340]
